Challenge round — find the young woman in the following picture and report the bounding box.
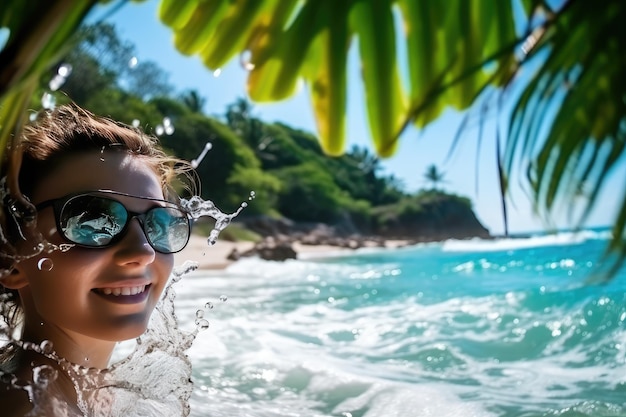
[0,104,196,415]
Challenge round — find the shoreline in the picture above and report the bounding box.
[174,235,410,270]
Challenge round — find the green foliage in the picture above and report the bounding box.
[226,165,282,216]
[80,88,163,129]
[149,96,191,118]
[179,89,206,113]
[257,124,318,169]
[423,164,446,190]
[414,189,472,209]
[273,162,349,223]
[372,190,477,237]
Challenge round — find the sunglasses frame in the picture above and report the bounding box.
[35,189,192,254]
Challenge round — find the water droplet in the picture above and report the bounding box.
[49,75,64,91]
[195,318,210,331]
[57,63,72,78]
[32,365,57,386]
[39,340,53,354]
[195,309,204,319]
[205,302,213,310]
[213,68,222,77]
[41,92,56,110]
[165,125,175,135]
[239,50,255,71]
[163,117,172,127]
[219,295,228,302]
[249,191,256,200]
[128,56,138,69]
[29,111,38,122]
[37,258,53,271]
[241,202,248,208]
[0,27,10,53]
[155,125,164,136]
[132,119,140,128]
[99,145,106,161]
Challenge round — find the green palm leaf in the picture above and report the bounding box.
[505,0,625,278]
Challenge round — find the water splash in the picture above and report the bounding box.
[172,260,199,283]
[1,189,248,415]
[2,270,198,416]
[190,142,212,169]
[78,281,195,417]
[41,92,56,110]
[180,195,247,245]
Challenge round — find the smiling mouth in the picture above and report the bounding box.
[95,285,148,296]
[92,284,152,304]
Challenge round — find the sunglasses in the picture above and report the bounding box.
[35,190,191,254]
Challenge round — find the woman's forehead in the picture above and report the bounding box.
[32,150,164,203]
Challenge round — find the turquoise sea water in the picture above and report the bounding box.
[174,228,626,417]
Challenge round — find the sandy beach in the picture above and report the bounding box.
[174,234,409,270]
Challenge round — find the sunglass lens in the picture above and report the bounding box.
[143,207,190,253]
[60,196,127,246]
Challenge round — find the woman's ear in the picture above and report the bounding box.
[0,267,29,290]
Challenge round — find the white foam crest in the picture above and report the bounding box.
[442,230,605,253]
[184,303,490,417]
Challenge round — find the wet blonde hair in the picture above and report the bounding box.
[18,104,195,200]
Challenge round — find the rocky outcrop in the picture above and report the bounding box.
[228,236,297,262]
[372,194,491,241]
[232,193,490,260]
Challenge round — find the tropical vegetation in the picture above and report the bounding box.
[24,23,477,241]
[0,0,624,275]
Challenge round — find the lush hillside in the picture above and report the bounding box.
[42,22,490,243]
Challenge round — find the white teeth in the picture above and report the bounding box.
[98,285,147,296]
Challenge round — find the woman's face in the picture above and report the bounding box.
[14,150,174,342]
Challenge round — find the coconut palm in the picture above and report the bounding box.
[0,0,624,275]
[423,164,446,191]
[180,89,207,113]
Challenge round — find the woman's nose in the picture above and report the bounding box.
[114,218,156,265]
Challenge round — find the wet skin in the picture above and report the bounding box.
[9,150,174,369]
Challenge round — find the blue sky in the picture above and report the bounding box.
[97,0,623,235]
